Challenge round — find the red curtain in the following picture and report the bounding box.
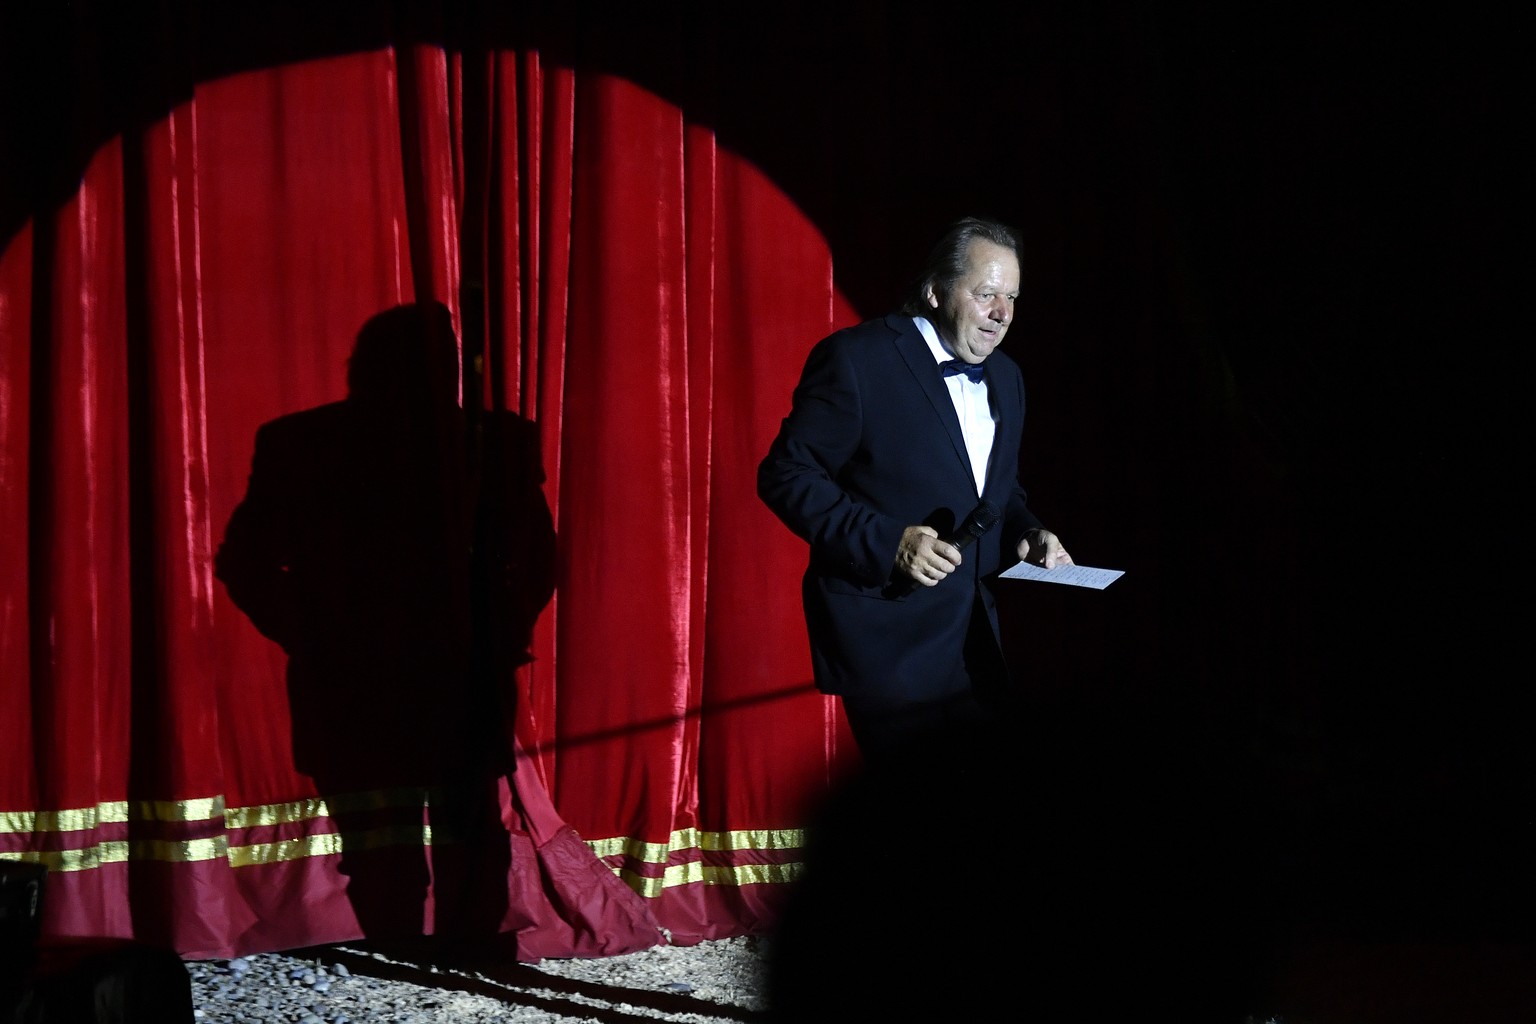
[1,38,862,960]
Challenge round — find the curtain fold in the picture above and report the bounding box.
[2,33,857,960]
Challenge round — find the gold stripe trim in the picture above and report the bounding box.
[132,797,226,823]
[230,832,344,867]
[0,841,130,873]
[228,788,429,829]
[613,860,806,898]
[1,802,130,834]
[0,799,229,834]
[3,795,808,894]
[229,822,432,868]
[586,826,806,864]
[132,836,230,863]
[3,789,433,837]
[225,798,328,830]
[0,836,229,870]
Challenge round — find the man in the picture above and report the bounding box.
[758,216,1070,761]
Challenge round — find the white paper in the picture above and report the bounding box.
[998,561,1124,590]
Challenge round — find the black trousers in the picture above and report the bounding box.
[838,593,1009,764]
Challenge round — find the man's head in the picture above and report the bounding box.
[347,301,461,408]
[900,217,1022,364]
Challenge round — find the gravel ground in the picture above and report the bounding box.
[186,936,771,1024]
[166,931,1536,1024]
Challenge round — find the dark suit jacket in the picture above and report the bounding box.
[758,313,1043,702]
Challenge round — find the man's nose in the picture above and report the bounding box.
[989,298,1011,322]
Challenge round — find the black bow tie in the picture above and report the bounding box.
[940,359,986,383]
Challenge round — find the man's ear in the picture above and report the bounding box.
[924,284,939,309]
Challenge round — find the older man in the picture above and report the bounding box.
[758,216,1070,760]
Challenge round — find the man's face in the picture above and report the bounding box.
[926,239,1020,364]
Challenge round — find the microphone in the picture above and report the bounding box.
[885,500,1000,597]
[943,500,999,553]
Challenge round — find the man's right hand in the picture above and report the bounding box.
[895,525,962,587]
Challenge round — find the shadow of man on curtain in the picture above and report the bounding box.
[214,301,556,946]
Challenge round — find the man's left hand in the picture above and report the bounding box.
[1018,529,1072,569]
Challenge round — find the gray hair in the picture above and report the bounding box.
[898,216,1022,316]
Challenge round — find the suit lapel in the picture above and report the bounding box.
[887,314,974,488]
[981,357,1021,504]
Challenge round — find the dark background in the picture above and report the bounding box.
[3,0,1527,950]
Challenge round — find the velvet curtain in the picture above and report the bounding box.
[1,34,861,960]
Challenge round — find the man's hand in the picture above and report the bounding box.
[896,525,962,587]
[1017,528,1072,569]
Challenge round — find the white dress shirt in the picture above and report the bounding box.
[913,316,995,496]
